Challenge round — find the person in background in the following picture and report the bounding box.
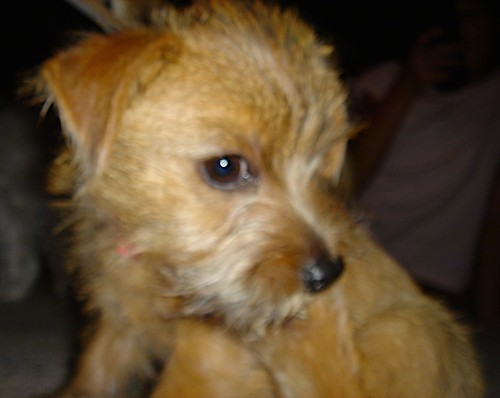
[348,0,500,315]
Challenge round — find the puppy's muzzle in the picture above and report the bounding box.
[301,253,344,293]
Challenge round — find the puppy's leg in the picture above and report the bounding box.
[152,319,276,398]
[55,319,152,398]
[251,299,364,398]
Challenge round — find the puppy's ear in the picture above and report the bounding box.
[323,141,347,185]
[315,140,351,198]
[40,30,177,177]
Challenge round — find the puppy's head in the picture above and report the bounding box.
[40,0,353,335]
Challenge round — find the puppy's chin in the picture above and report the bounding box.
[169,276,312,338]
[154,248,313,337]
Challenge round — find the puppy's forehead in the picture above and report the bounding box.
[127,8,349,159]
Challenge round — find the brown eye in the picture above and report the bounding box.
[200,155,257,190]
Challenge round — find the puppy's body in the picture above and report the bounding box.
[37,1,483,397]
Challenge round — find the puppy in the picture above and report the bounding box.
[35,1,483,397]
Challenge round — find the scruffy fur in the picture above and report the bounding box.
[37,1,483,397]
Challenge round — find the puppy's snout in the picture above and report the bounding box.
[301,253,344,293]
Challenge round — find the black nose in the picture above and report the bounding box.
[300,254,344,293]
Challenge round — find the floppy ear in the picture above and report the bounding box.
[322,140,347,185]
[40,30,176,177]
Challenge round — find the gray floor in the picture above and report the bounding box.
[0,280,499,398]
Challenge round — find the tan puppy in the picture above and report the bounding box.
[35,1,483,397]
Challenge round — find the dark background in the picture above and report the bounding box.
[0,0,454,96]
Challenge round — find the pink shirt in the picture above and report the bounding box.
[353,62,500,293]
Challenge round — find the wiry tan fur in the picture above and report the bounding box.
[36,1,483,397]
